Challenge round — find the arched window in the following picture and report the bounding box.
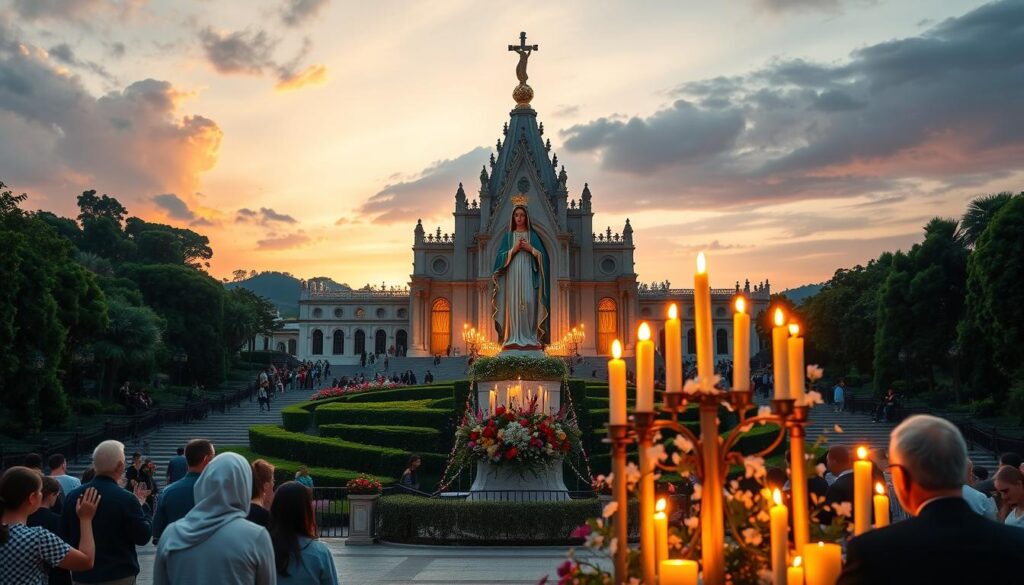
[430,298,451,355]
[686,329,696,355]
[275,342,286,352]
[287,339,296,355]
[312,329,323,355]
[716,328,729,355]
[332,330,344,355]
[396,330,408,356]
[375,329,387,355]
[597,297,617,355]
[262,337,269,350]
[354,330,366,355]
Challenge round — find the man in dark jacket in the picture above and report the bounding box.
[62,439,152,585]
[838,415,1024,584]
[152,439,215,544]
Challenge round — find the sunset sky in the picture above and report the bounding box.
[2,0,1022,290]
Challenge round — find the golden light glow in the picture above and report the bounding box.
[612,339,622,359]
[668,303,678,319]
[638,322,651,341]
[857,446,868,460]
[774,308,785,327]
[875,482,885,495]
[772,488,782,506]
[735,297,746,314]
[696,252,707,274]
[793,556,802,568]
[788,323,800,336]
[656,497,666,513]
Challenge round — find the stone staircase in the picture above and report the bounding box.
[321,355,471,384]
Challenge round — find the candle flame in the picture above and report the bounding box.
[818,541,825,548]
[735,297,746,314]
[788,323,800,336]
[668,303,678,319]
[793,556,802,568]
[656,497,666,513]
[857,446,868,460]
[612,339,622,359]
[773,488,782,506]
[774,308,785,327]
[696,251,707,274]
[639,322,651,341]
[876,482,886,495]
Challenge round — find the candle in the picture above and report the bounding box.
[787,323,805,403]
[654,498,668,568]
[489,387,496,415]
[665,304,682,394]
[770,489,789,585]
[660,560,699,585]
[771,308,791,399]
[733,297,750,391]
[694,253,713,385]
[874,482,890,528]
[608,340,627,425]
[787,556,804,585]
[802,542,841,585]
[854,447,872,535]
[636,323,654,412]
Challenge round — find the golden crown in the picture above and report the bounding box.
[511,194,529,206]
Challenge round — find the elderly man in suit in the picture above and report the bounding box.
[838,415,1024,584]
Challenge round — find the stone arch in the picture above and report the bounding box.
[375,329,387,355]
[597,297,617,355]
[311,329,323,355]
[287,339,297,355]
[275,341,286,352]
[332,330,344,355]
[716,328,729,355]
[354,329,366,355]
[431,298,451,355]
[396,329,408,356]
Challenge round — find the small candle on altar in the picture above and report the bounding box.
[733,297,750,391]
[608,340,627,425]
[771,308,791,399]
[693,253,714,384]
[665,304,682,394]
[787,323,805,404]
[659,559,698,585]
[636,323,654,412]
[787,556,804,585]
[874,482,890,528]
[854,446,873,535]
[654,497,668,568]
[488,387,496,415]
[802,542,841,585]
[771,489,789,585]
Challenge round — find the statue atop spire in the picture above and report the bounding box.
[508,31,538,109]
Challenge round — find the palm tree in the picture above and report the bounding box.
[93,298,163,398]
[962,192,1018,247]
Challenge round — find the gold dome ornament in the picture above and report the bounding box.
[511,194,529,207]
[508,31,538,109]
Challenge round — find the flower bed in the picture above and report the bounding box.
[309,379,406,401]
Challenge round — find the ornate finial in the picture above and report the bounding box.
[489,153,495,167]
[480,165,489,184]
[455,182,466,203]
[503,122,508,136]
[581,182,591,201]
[551,152,558,167]
[539,122,544,136]
[559,165,568,185]
[496,138,502,151]
[545,138,551,152]
[508,31,538,108]
[511,194,529,207]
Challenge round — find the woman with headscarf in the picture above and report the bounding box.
[153,453,275,585]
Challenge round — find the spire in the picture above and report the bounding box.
[545,138,551,152]
[480,165,489,185]
[559,165,568,186]
[503,122,508,136]
[623,218,633,241]
[414,219,424,244]
[455,182,467,211]
[539,122,544,136]
[551,152,558,168]
[489,152,495,168]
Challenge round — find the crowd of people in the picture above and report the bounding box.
[117,382,154,414]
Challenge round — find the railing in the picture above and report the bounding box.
[310,486,350,537]
[301,289,411,300]
[638,287,771,300]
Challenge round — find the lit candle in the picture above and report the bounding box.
[873,482,890,528]
[771,308,791,399]
[489,388,496,415]
[733,297,750,391]
[636,323,654,412]
[660,559,699,585]
[608,340,627,425]
[771,489,789,585]
[694,253,714,386]
[654,498,668,568]
[787,556,804,585]
[854,446,872,535]
[665,304,682,394]
[802,542,841,585]
[787,323,805,404]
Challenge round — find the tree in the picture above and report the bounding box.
[962,192,1018,248]
[76,190,127,225]
[92,297,163,397]
[124,218,212,267]
[223,288,280,353]
[232,269,249,282]
[135,230,185,265]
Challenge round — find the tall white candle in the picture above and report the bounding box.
[654,498,668,568]
[854,447,872,535]
[770,489,789,585]
[694,253,713,385]
[636,323,654,412]
[733,297,750,391]
[787,323,805,403]
[665,304,682,394]
[771,308,791,399]
[874,482,890,528]
[608,340,627,425]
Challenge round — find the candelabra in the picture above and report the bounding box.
[606,389,811,585]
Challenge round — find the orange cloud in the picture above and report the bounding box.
[275,63,328,92]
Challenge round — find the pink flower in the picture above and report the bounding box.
[570,524,592,539]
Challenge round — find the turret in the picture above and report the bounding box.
[455,182,467,212]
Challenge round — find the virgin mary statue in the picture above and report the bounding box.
[492,204,550,350]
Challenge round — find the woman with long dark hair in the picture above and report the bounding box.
[268,482,338,585]
[0,467,99,583]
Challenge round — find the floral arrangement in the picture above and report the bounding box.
[309,379,405,401]
[468,354,568,382]
[345,473,383,495]
[452,398,581,474]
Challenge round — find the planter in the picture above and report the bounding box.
[346,494,379,545]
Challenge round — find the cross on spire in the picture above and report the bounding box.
[508,31,538,53]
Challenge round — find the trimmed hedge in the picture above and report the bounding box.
[453,380,472,416]
[314,401,452,429]
[319,423,446,452]
[220,445,392,487]
[342,385,453,403]
[469,354,567,381]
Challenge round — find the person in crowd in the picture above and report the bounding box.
[62,440,153,585]
[268,482,338,585]
[27,476,63,535]
[247,459,276,528]
[838,415,1024,584]
[994,465,1024,528]
[80,467,96,484]
[833,379,846,413]
[962,460,997,519]
[294,467,314,489]
[872,388,897,422]
[152,439,216,544]
[153,453,275,585]
[48,453,82,499]
[1,467,99,583]
[166,447,188,485]
[139,459,159,511]
[399,455,422,493]
[819,446,854,525]
[257,383,271,412]
[974,452,1023,495]
[124,452,144,488]
[24,453,44,473]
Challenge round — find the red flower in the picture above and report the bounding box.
[505,447,518,460]
[469,431,479,441]
[495,406,506,416]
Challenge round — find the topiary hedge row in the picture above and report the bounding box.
[221,445,392,487]
[319,423,445,453]
[341,385,454,403]
[313,400,452,429]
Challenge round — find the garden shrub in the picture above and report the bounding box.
[469,355,567,381]
[314,401,451,428]
[341,385,453,403]
[221,445,392,487]
[319,423,446,452]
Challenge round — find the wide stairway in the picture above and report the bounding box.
[326,355,471,383]
[67,387,314,488]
